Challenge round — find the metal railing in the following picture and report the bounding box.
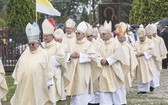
[0,27,27,72]
[0,41,27,72]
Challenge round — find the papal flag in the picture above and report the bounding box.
[36,0,61,16]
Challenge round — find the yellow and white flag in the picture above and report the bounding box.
[36,0,61,16]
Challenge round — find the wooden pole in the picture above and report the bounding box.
[36,11,38,23]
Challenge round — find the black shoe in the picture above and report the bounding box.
[162,67,167,69]
[150,86,155,92]
[138,91,147,94]
[162,65,167,69]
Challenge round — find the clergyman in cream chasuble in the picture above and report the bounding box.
[42,39,69,102]
[10,47,54,105]
[65,37,97,96]
[120,41,138,89]
[134,38,160,90]
[97,38,129,93]
[0,59,8,105]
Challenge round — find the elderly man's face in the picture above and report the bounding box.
[87,34,93,42]
[65,27,74,34]
[54,38,62,43]
[28,41,39,51]
[114,25,125,37]
[153,33,157,37]
[75,31,85,41]
[146,34,153,39]
[118,36,126,43]
[43,34,54,43]
[101,33,111,41]
[139,36,146,42]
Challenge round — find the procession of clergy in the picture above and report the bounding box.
[0,18,167,105]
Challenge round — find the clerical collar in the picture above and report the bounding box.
[105,37,114,44]
[66,32,75,38]
[29,46,42,54]
[140,38,149,44]
[76,37,87,44]
[121,41,127,45]
[45,39,55,48]
[91,38,96,43]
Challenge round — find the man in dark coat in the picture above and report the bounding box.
[159,25,168,69]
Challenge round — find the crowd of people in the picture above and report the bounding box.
[0,18,168,105]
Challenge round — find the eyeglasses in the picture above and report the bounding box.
[28,43,35,46]
[101,33,106,36]
[75,32,81,35]
[87,35,93,38]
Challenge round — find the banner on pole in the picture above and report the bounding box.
[36,0,61,16]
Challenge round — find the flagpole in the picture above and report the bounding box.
[35,0,37,23]
[36,11,38,23]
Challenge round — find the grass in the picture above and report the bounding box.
[5,74,168,105]
[5,74,70,105]
[5,75,16,101]
[127,91,168,105]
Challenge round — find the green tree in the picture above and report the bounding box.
[129,0,168,24]
[0,0,5,11]
[52,1,70,23]
[80,7,89,22]
[120,0,133,23]
[149,0,168,22]
[0,0,7,19]
[6,0,36,43]
[53,0,133,24]
[53,0,91,21]
[129,0,140,24]
[137,0,150,24]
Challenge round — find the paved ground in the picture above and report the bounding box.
[2,69,168,105]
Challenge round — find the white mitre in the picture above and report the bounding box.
[42,19,55,35]
[151,24,157,34]
[25,22,40,42]
[139,24,144,28]
[76,21,88,34]
[65,18,76,28]
[145,24,153,36]
[137,27,146,37]
[53,29,64,39]
[99,20,112,34]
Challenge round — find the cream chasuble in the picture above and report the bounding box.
[97,38,129,92]
[62,32,76,70]
[121,42,138,88]
[150,37,162,71]
[65,38,96,96]
[154,35,167,59]
[90,38,102,92]
[96,37,104,44]
[134,38,158,84]
[10,47,54,105]
[42,39,69,101]
[0,60,8,105]
[92,38,102,51]
[62,32,76,52]
[154,36,167,70]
